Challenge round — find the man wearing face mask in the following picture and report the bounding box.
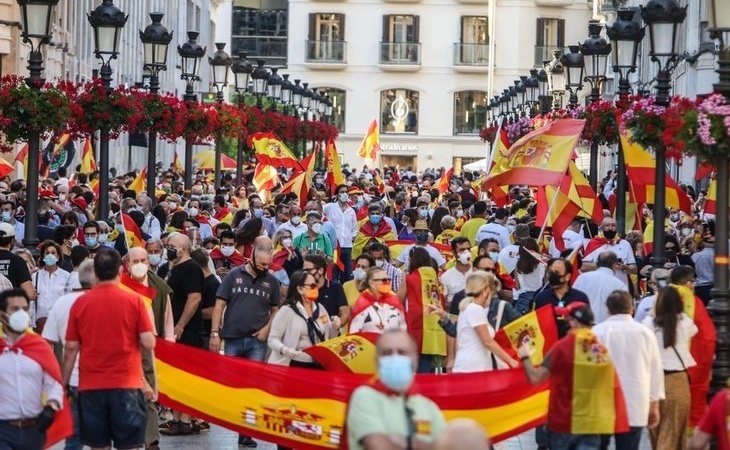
[210,238,281,448]
[209,230,246,279]
[323,184,358,283]
[185,198,214,240]
[582,217,637,289]
[138,196,161,241]
[145,239,169,278]
[278,204,308,238]
[440,237,473,304]
[534,258,591,337]
[395,220,446,270]
[212,195,233,225]
[347,330,446,450]
[293,211,334,259]
[0,288,65,450]
[364,242,404,292]
[0,200,24,246]
[82,221,103,256]
[124,247,174,342]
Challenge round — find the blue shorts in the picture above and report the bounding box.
[78,389,147,449]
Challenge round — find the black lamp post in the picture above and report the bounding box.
[177,31,205,191]
[642,0,686,268]
[250,59,269,109]
[562,46,584,108]
[266,68,283,109]
[16,0,58,250]
[291,79,303,119]
[545,50,566,111]
[232,51,252,180]
[302,83,313,116]
[536,68,550,114]
[708,0,730,394]
[280,74,293,114]
[325,95,333,123]
[87,0,127,221]
[581,20,612,189]
[525,70,540,117]
[209,42,231,190]
[139,12,172,202]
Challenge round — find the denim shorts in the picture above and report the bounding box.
[78,389,147,449]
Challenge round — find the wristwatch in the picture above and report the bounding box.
[211,331,220,338]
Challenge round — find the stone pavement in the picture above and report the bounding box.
[51,424,653,449]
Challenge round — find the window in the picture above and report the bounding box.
[381,15,420,64]
[307,14,346,62]
[535,18,565,65]
[315,87,346,132]
[457,16,488,65]
[453,91,487,135]
[232,0,288,66]
[380,89,419,134]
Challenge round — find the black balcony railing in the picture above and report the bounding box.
[379,42,421,65]
[305,40,347,63]
[534,45,568,66]
[232,36,288,66]
[453,43,489,66]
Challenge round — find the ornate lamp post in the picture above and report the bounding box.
[232,51,252,179]
[209,42,231,190]
[641,0,686,267]
[291,79,303,119]
[545,50,566,111]
[525,70,540,117]
[266,68,283,108]
[562,46,584,108]
[301,83,313,117]
[581,20,612,189]
[177,31,205,191]
[280,74,293,114]
[324,95,333,123]
[708,0,730,394]
[536,68,549,114]
[16,0,58,249]
[250,60,269,109]
[139,12,172,201]
[88,0,127,220]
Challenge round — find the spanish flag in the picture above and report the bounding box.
[249,132,302,170]
[493,305,559,366]
[436,167,454,194]
[303,333,379,374]
[352,221,396,259]
[705,176,717,214]
[546,328,629,435]
[323,140,345,194]
[484,127,510,207]
[172,149,184,173]
[155,339,550,447]
[128,167,147,194]
[119,272,157,309]
[356,119,380,165]
[253,165,279,196]
[483,119,585,189]
[564,161,603,225]
[0,158,13,178]
[535,185,582,253]
[121,212,145,248]
[404,267,447,357]
[80,138,97,174]
[280,146,318,209]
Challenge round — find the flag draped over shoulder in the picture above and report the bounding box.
[483,119,585,189]
[620,132,692,213]
[303,333,379,374]
[249,132,302,170]
[155,339,549,448]
[356,120,380,165]
[404,267,447,357]
[119,272,157,309]
[80,138,97,174]
[324,140,345,194]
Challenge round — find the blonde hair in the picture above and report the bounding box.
[459,270,501,312]
[357,267,386,292]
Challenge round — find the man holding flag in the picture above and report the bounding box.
[323,184,358,283]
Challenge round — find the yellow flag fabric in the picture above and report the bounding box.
[80,138,97,174]
[128,167,147,194]
[356,120,380,164]
[249,132,302,170]
[302,333,378,374]
[324,141,345,193]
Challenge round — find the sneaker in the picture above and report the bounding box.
[160,421,194,436]
[158,420,176,431]
[238,435,257,447]
[192,420,210,432]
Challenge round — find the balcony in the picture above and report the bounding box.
[453,43,489,73]
[379,42,421,71]
[305,40,347,69]
[232,36,287,67]
[534,45,568,66]
[534,0,575,6]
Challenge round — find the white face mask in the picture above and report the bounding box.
[188,207,199,217]
[375,259,385,268]
[311,223,322,234]
[149,254,162,266]
[291,216,301,225]
[456,210,464,218]
[71,238,80,248]
[220,245,235,257]
[8,309,30,333]
[338,193,349,203]
[458,251,471,265]
[352,267,367,281]
[131,262,148,279]
[681,227,692,237]
[282,238,293,248]
[169,202,178,209]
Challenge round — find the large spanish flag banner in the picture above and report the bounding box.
[249,132,303,170]
[494,306,559,366]
[303,333,379,374]
[405,267,447,357]
[155,340,549,448]
[483,119,585,189]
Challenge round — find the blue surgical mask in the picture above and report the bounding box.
[418,209,428,218]
[149,254,162,266]
[489,251,500,262]
[1,211,11,222]
[43,253,58,267]
[378,354,414,392]
[253,208,264,218]
[85,236,98,247]
[99,233,109,244]
[369,214,382,225]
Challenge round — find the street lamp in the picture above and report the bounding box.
[302,82,313,117]
[16,0,58,250]
[562,46,584,108]
[280,74,293,109]
[209,42,231,190]
[536,68,549,114]
[642,0,686,268]
[545,50,565,111]
[140,12,172,201]
[266,67,283,105]
[292,79,303,116]
[707,0,730,395]
[325,95,334,123]
[178,31,205,191]
[525,70,540,117]
[232,52,252,181]
[88,0,127,221]
[250,59,269,109]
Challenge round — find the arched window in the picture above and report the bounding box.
[453,90,487,135]
[380,89,419,134]
[315,87,346,133]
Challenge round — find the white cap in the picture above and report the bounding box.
[0,222,14,237]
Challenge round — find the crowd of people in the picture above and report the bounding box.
[0,162,727,450]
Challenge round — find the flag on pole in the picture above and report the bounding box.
[493,305,559,366]
[356,120,380,166]
[0,158,13,178]
[535,185,582,253]
[249,132,302,170]
[121,212,145,248]
[253,165,279,197]
[173,149,184,173]
[80,138,97,174]
[128,167,147,194]
[404,267,447,357]
[323,140,345,194]
[564,162,603,225]
[280,146,318,209]
[485,127,511,207]
[436,168,454,194]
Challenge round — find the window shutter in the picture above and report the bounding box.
[382,15,390,42]
[309,13,317,41]
[337,13,345,41]
[557,19,565,47]
[460,16,467,44]
[413,16,420,42]
[536,18,545,46]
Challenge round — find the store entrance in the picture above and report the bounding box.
[381,155,417,171]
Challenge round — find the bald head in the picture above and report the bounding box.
[435,419,490,450]
[376,330,418,363]
[168,232,191,259]
[126,246,149,264]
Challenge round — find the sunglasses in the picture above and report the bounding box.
[303,283,318,289]
[372,278,392,283]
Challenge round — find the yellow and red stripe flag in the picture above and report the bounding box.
[249,132,302,171]
[303,333,379,374]
[564,161,603,225]
[121,212,145,248]
[129,167,147,194]
[253,165,280,196]
[155,339,549,447]
[705,176,717,214]
[483,119,585,189]
[119,272,157,309]
[620,132,692,213]
[172,149,184,173]
[404,267,447,356]
[323,140,344,194]
[80,138,97,174]
[356,119,380,165]
[484,127,510,207]
[494,305,559,366]
[535,185,582,253]
[0,158,13,178]
[436,168,454,194]
[280,146,318,209]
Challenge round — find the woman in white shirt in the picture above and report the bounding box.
[642,285,697,450]
[349,267,406,334]
[32,240,70,333]
[268,271,339,368]
[452,271,518,373]
[513,239,546,315]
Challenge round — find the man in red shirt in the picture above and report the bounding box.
[62,248,156,450]
[689,387,729,450]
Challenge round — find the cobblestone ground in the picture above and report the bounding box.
[51,424,653,449]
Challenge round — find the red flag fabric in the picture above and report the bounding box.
[436,168,454,194]
[695,162,714,181]
[249,132,303,171]
[493,305,559,365]
[122,212,145,248]
[404,267,447,356]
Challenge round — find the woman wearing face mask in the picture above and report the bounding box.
[267,271,338,367]
[342,255,375,333]
[272,229,303,276]
[452,271,519,372]
[235,218,263,260]
[397,209,418,240]
[31,240,70,334]
[349,267,406,334]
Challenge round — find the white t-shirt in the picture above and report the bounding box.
[42,291,84,387]
[453,302,503,373]
[396,244,446,268]
[439,267,472,304]
[583,239,636,288]
[475,222,510,250]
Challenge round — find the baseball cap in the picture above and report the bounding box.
[71,197,88,210]
[555,302,594,326]
[0,222,14,238]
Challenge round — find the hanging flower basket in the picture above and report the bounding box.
[676,93,730,162]
[67,80,145,139]
[583,100,619,146]
[139,92,187,143]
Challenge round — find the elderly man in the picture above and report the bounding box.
[138,196,161,241]
[293,211,334,259]
[347,330,446,450]
[278,204,307,238]
[573,251,629,324]
[124,247,174,341]
[582,217,636,288]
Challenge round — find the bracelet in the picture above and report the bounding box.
[520,356,531,362]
